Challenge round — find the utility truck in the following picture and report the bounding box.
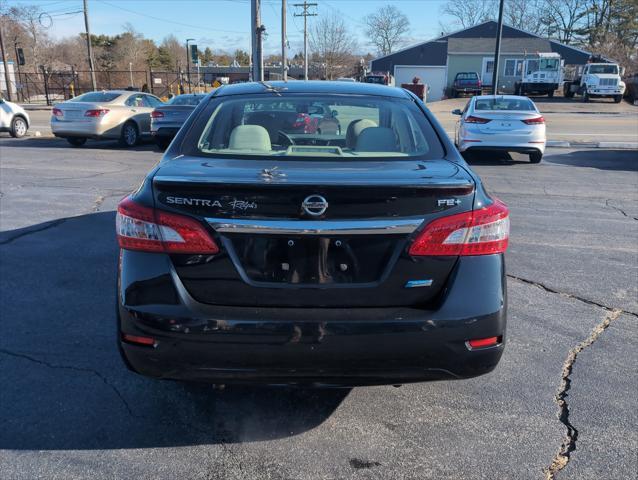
[514,52,563,97]
[563,63,625,102]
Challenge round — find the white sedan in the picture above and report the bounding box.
[453,95,546,163]
[0,96,30,138]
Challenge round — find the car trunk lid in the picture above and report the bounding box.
[154,156,475,307]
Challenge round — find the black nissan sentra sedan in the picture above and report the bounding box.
[116,81,509,387]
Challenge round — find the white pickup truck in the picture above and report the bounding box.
[563,63,625,103]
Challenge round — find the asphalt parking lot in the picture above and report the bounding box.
[0,135,637,479]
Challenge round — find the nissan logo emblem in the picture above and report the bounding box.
[302,195,328,216]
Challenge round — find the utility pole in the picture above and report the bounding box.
[281,0,287,81]
[491,0,505,95]
[186,38,194,93]
[83,0,97,91]
[14,41,23,101]
[294,1,317,81]
[251,0,264,82]
[0,21,13,100]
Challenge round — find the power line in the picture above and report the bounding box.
[96,0,251,35]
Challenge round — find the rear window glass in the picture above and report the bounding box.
[456,73,478,80]
[189,94,444,159]
[70,92,121,103]
[475,98,535,111]
[169,95,205,106]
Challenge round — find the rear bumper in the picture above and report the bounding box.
[117,252,507,386]
[51,119,118,139]
[151,126,180,138]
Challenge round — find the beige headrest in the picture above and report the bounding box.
[228,125,272,151]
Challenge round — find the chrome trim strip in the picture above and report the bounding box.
[206,217,424,235]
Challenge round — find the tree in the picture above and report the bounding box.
[310,13,358,79]
[363,5,410,56]
[234,49,250,65]
[441,0,496,29]
[202,47,214,65]
[540,0,589,44]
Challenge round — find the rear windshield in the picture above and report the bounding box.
[589,64,618,75]
[475,98,536,111]
[190,94,444,159]
[456,72,478,80]
[70,92,121,103]
[169,95,205,106]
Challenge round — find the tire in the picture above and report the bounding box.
[119,121,139,147]
[514,83,521,96]
[564,84,574,98]
[155,137,171,150]
[548,89,554,98]
[530,151,542,164]
[10,116,28,138]
[452,89,458,98]
[583,89,590,102]
[67,137,87,147]
[613,95,622,103]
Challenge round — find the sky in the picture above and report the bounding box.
[6,0,452,55]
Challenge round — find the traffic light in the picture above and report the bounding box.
[17,48,25,66]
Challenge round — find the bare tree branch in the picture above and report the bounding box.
[363,5,410,56]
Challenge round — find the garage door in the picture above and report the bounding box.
[394,65,447,102]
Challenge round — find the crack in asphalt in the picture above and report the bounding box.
[543,309,623,480]
[605,199,638,221]
[507,275,632,478]
[0,349,135,417]
[0,219,67,245]
[507,274,638,317]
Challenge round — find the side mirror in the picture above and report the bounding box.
[0,97,5,104]
[331,109,338,117]
[451,109,462,115]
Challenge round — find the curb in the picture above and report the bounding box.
[547,140,638,149]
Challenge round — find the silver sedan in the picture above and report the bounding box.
[51,90,164,147]
[453,95,546,163]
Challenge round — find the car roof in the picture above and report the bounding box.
[211,80,411,99]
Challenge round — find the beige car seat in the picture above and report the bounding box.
[355,127,398,152]
[345,119,378,149]
[228,125,272,151]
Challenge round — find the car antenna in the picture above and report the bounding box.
[259,81,285,96]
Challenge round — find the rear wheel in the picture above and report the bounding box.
[67,137,87,147]
[530,151,542,164]
[10,116,28,138]
[548,89,554,98]
[613,95,622,103]
[120,122,139,147]
[155,137,171,150]
[583,88,590,102]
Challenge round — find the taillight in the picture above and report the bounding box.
[292,113,311,127]
[151,110,164,118]
[477,79,482,87]
[85,108,109,117]
[522,116,545,125]
[408,198,509,256]
[116,197,219,254]
[52,108,63,117]
[464,115,491,124]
